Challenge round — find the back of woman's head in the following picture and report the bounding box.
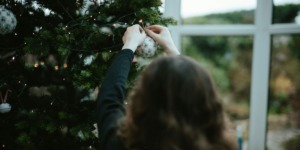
[119,55,236,150]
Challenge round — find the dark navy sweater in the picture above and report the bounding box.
[96,49,134,150]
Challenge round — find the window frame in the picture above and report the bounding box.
[164,0,300,149]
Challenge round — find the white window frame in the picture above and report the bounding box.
[164,0,300,150]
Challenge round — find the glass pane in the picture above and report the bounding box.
[181,0,256,24]
[273,0,300,24]
[182,36,253,149]
[267,34,300,150]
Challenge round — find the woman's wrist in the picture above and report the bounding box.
[122,42,138,52]
[165,44,180,55]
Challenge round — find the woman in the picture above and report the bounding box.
[96,24,236,150]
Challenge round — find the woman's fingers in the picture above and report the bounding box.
[146,25,164,33]
[139,26,144,33]
[121,24,147,51]
[145,28,158,40]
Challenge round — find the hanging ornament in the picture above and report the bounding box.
[77,130,86,140]
[0,6,17,35]
[0,90,12,113]
[60,126,69,136]
[92,123,98,138]
[136,36,157,58]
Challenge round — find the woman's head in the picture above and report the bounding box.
[119,55,235,150]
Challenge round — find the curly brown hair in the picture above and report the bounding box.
[119,55,237,150]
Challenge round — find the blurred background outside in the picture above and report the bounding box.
[170,0,300,149]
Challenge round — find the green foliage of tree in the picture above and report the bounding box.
[0,0,175,149]
[290,35,300,60]
[273,4,300,23]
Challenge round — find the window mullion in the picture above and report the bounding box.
[249,0,273,150]
[164,0,181,51]
[270,24,300,34]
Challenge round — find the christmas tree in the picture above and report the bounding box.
[0,0,175,149]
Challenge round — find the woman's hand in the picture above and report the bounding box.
[122,24,146,52]
[145,25,180,55]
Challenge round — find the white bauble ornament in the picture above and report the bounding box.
[0,6,17,35]
[0,103,11,113]
[136,36,157,57]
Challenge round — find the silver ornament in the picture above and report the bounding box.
[0,103,11,113]
[0,6,17,35]
[136,36,157,57]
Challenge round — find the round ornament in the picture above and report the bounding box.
[0,103,11,113]
[0,90,12,113]
[0,6,17,35]
[136,36,157,57]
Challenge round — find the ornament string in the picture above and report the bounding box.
[57,0,74,20]
[0,89,11,103]
[17,84,26,98]
[16,84,26,109]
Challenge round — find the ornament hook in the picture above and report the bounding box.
[0,90,11,103]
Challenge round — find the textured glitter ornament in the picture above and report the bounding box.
[0,90,12,113]
[136,36,157,57]
[0,6,17,35]
[0,103,11,113]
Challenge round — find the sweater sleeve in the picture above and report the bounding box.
[96,49,134,150]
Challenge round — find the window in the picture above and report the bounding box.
[183,36,253,149]
[267,34,300,150]
[164,0,300,149]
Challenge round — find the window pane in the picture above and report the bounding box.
[181,0,256,24]
[273,0,300,24]
[182,36,253,149]
[267,34,300,150]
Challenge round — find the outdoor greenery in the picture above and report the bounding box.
[182,3,300,149]
[183,2,300,118]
